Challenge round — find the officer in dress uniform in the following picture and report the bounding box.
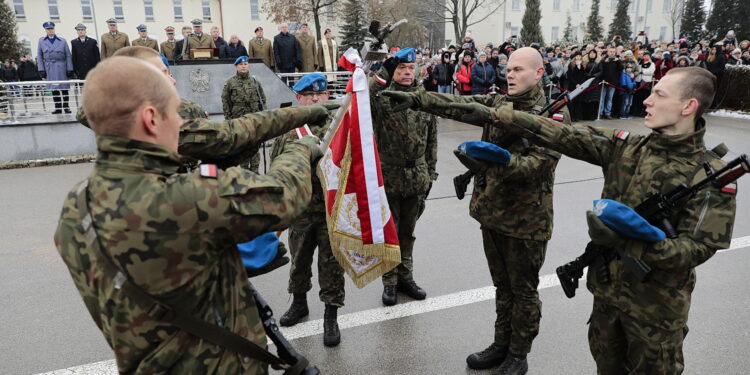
[131,24,159,53]
[70,23,100,80]
[160,26,178,60]
[184,19,215,60]
[100,18,130,59]
[37,21,74,114]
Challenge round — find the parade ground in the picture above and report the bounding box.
[1,115,749,375]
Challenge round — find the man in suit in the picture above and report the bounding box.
[71,23,100,79]
[174,26,191,60]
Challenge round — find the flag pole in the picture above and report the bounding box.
[320,92,352,150]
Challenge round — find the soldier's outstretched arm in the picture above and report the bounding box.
[382,89,496,118]
[179,104,335,160]
[195,137,320,242]
[633,180,736,271]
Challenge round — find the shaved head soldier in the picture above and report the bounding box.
[384,46,571,375]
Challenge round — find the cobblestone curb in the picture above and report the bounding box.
[0,154,96,170]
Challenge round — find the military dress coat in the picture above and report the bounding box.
[295,32,317,72]
[248,37,275,69]
[37,35,74,90]
[100,32,130,59]
[71,36,101,79]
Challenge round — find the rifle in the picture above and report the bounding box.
[557,153,750,298]
[251,286,320,375]
[360,19,408,72]
[453,77,596,199]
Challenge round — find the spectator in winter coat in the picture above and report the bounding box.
[273,23,300,74]
[581,49,602,120]
[210,26,227,51]
[728,49,743,65]
[742,50,750,65]
[2,61,19,82]
[221,35,248,59]
[705,45,727,78]
[471,52,495,94]
[618,67,636,119]
[565,52,587,121]
[432,52,454,94]
[455,52,474,95]
[18,56,40,81]
[632,52,655,116]
[495,54,508,92]
[653,50,673,80]
[675,55,692,68]
[598,47,622,119]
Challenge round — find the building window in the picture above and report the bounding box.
[113,0,125,21]
[553,0,560,11]
[81,0,93,21]
[512,0,520,11]
[511,26,520,37]
[662,0,670,13]
[202,0,212,22]
[646,0,653,11]
[551,26,559,41]
[610,0,616,10]
[659,26,666,41]
[13,0,26,21]
[572,0,580,11]
[173,0,183,22]
[48,0,60,21]
[144,0,154,21]
[250,0,260,21]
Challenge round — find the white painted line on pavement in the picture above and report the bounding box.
[36,235,750,375]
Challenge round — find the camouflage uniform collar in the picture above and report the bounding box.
[505,84,544,111]
[95,136,182,175]
[390,80,417,91]
[647,126,706,155]
[236,71,250,79]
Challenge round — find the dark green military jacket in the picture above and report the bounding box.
[222,72,266,120]
[414,85,568,241]
[369,77,438,197]
[492,109,737,331]
[54,135,316,374]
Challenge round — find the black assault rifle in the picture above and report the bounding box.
[557,153,750,298]
[454,77,596,199]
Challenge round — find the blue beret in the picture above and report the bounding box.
[233,56,249,65]
[74,23,86,30]
[593,199,666,242]
[136,24,147,32]
[237,232,279,269]
[43,21,55,29]
[457,141,511,164]
[293,73,328,92]
[160,54,170,68]
[393,47,416,63]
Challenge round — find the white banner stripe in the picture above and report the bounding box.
[36,235,750,375]
[354,79,385,243]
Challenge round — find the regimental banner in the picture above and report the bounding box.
[316,48,401,288]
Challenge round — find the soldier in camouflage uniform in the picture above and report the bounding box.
[449,66,738,374]
[271,73,346,347]
[55,56,329,374]
[221,56,266,172]
[385,47,569,375]
[369,48,438,307]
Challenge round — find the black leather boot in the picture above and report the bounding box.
[492,354,528,375]
[279,293,309,327]
[466,342,507,369]
[323,305,341,347]
[382,285,397,306]
[397,281,427,300]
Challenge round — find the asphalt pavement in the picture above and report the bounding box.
[0,114,748,375]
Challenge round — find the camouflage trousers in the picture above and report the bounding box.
[481,229,547,355]
[588,299,686,375]
[286,212,345,307]
[382,193,427,286]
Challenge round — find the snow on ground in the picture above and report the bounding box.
[709,109,750,120]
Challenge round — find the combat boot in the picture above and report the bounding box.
[382,285,397,306]
[466,342,507,369]
[397,281,427,300]
[323,305,341,347]
[492,354,528,375]
[279,293,309,327]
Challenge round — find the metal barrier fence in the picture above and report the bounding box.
[275,71,353,96]
[0,80,85,124]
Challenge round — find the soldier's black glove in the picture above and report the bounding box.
[447,102,493,126]
[39,71,46,80]
[453,149,489,174]
[246,242,290,277]
[67,71,75,79]
[381,91,418,112]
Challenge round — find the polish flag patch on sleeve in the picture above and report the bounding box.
[200,164,218,179]
[374,74,387,86]
[721,182,737,195]
[616,130,630,141]
[552,113,565,122]
[295,124,313,139]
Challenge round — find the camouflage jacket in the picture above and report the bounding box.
[54,135,316,374]
[270,114,331,219]
[414,85,567,241]
[78,100,326,170]
[492,110,737,331]
[222,72,266,120]
[370,77,438,197]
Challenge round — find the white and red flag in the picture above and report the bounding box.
[317,48,401,288]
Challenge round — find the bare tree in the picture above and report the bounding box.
[419,0,506,47]
[263,0,339,40]
[664,0,684,41]
[365,0,432,48]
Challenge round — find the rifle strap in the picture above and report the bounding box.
[74,180,295,372]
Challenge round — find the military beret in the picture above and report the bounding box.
[136,24,147,32]
[191,18,203,26]
[74,23,86,30]
[164,26,175,33]
[293,73,328,93]
[254,26,263,33]
[393,47,416,63]
[457,141,511,164]
[233,56,250,65]
[160,54,170,68]
[237,232,280,270]
[593,199,666,242]
[43,21,55,29]
[105,18,117,25]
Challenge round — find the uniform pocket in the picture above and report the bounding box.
[217,168,284,216]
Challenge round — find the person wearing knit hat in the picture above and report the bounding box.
[728,48,743,65]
